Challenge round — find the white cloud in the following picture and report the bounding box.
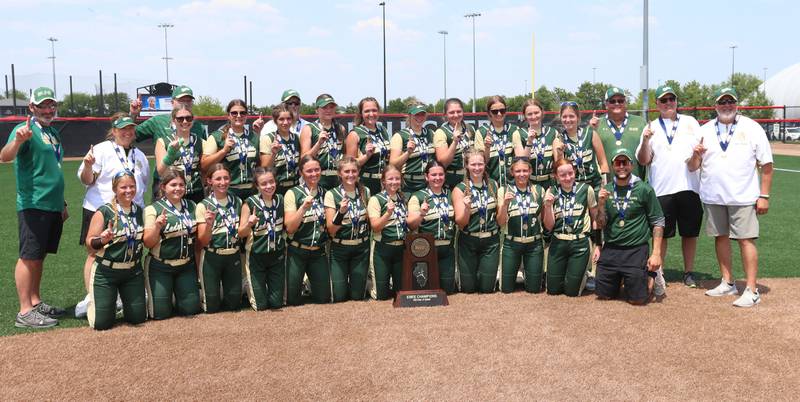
[306,26,332,38]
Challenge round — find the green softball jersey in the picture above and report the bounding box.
[474,123,524,187]
[433,122,476,174]
[601,178,664,247]
[546,183,596,236]
[596,113,647,178]
[94,203,144,263]
[454,179,499,234]
[156,133,204,195]
[135,113,206,143]
[309,120,346,172]
[244,194,285,254]
[324,186,371,241]
[390,126,436,182]
[498,184,545,238]
[561,128,601,186]
[284,185,328,247]
[260,131,300,186]
[7,121,65,212]
[353,124,391,175]
[367,192,409,243]
[408,188,455,242]
[144,199,197,261]
[203,127,260,188]
[517,125,560,184]
[196,194,242,250]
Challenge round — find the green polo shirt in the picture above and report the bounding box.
[595,113,647,178]
[7,121,65,212]
[601,178,663,247]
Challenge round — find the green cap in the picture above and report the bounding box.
[282,89,301,102]
[171,85,194,99]
[612,148,633,161]
[315,94,336,108]
[408,104,427,115]
[112,116,137,129]
[655,85,676,100]
[31,87,56,105]
[605,86,625,101]
[714,87,738,102]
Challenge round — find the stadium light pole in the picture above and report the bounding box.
[379,2,386,108]
[47,37,57,97]
[438,30,448,105]
[158,23,174,83]
[465,12,481,113]
[729,44,737,86]
[641,0,649,120]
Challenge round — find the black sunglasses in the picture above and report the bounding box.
[285,101,300,106]
[607,98,626,105]
[658,96,676,103]
[229,111,247,117]
[717,99,737,106]
[489,108,507,115]
[175,116,194,123]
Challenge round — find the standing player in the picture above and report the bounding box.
[154,105,204,203]
[390,103,435,193]
[300,94,347,191]
[558,101,608,190]
[591,87,647,180]
[518,99,562,190]
[345,97,391,195]
[201,99,259,199]
[475,95,525,188]
[433,98,476,190]
[260,105,300,196]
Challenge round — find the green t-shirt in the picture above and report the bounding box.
[408,188,455,241]
[309,120,346,172]
[391,126,436,191]
[324,186,371,241]
[284,185,328,247]
[204,127,260,188]
[475,123,521,188]
[95,203,144,263]
[546,183,596,236]
[135,113,206,143]
[367,192,409,243]
[433,122,476,174]
[244,194,285,254]
[454,179,499,234]
[144,199,197,261]
[7,121,65,212]
[498,184,544,238]
[518,125,559,187]
[562,128,601,188]
[354,124,391,175]
[601,178,664,247]
[196,194,242,250]
[596,113,647,178]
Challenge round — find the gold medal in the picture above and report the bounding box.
[269,241,276,249]
[615,140,622,146]
[721,153,727,158]
[522,224,528,231]
[619,220,625,227]
[479,218,485,225]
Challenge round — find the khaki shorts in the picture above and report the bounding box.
[703,204,759,240]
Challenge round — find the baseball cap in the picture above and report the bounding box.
[655,85,677,100]
[282,89,301,102]
[112,116,137,129]
[315,94,336,108]
[714,87,738,102]
[31,87,56,105]
[172,85,195,99]
[605,86,625,101]
[612,148,633,161]
[408,104,427,115]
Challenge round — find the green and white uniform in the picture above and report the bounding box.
[354,124,391,195]
[260,131,300,196]
[88,203,146,330]
[408,188,456,294]
[518,125,559,190]
[367,191,409,300]
[309,120,346,190]
[143,198,201,319]
[498,184,545,293]
[562,128,602,190]
[546,183,596,296]
[203,127,260,199]
[325,186,371,301]
[196,194,242,313]
[596,113,647,179]
[475,123,524,188]
[433,122,476,190]
[9,120,65,212]
[243,194,286,310]
[391,126,436,192]
[157,132,204,202]
[284,185,330,305]
[455,179,500,293]
[601,178,663,247]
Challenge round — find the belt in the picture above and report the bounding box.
[230,183,252,189]
[152,256,192,267]
[381,240,405,246]
[96,258,136,270]
[321,169,338,176]
[462,229,499,238]
[554,233,588,241]
[289,240,321,251]
[332,237,367,246]
[406,174,425,180]
[279,180,297,187]
[362,172,382,179]
[206,247,240,255]
[531,174,551,182]
[505,234,543,244]
[447,168,466,175]
[434,239,452,246]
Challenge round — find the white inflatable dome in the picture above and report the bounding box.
[763,62,800,119]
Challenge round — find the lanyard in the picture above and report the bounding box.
[175,130,196,181]
[514,185,532,226]
[469,181,489,228]
[449,123,470,150]
[319,121,341,168]
[255,195,278,251]
[279,132,298,172]
[491,124,510,159]
[714,117,738,152]
[564,128,587,174]
[606,113,629,143]
[210,195,238,244]
[557,184,577,231]
[35,119,62,166]
[115,203,138,260]
[383,191,408,234]
[111,141,136,174]
[658,116,680,146]
[530,126,547,174]
[230,127,250,180]
[367,126,388,168]
[300,184,325,246]
[339,186,365,238]
[411,128,430,165]
[613,182,633,224]
[163,199,193,234]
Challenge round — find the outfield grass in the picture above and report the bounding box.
[1,156,798,336]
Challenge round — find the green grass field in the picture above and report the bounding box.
[1,156,798,336]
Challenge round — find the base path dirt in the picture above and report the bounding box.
[2,278,799,401]
[771,142,800,156]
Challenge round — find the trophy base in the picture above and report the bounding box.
[393,289,449,308]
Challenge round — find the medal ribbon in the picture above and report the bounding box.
[116,203,138,261]
[211,195,239,246]
[230,127,249,181]
[383,191,408,234]
[515,185,531,227]
[564,128,587,175]
[606,113,629,142]
[558,184,577,231]
[715,117,738,152]
[658,116,680,146]
[280,132,298,172]
[340,186,364,238]
[111,140,136,174]
[612,182,633,223]
[470,181,488,230]
[255,195,278,252]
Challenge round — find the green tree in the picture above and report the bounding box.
[0,89,27,100]
[386,97,405,113]
[192,96,225,116]
[575,81,608,111]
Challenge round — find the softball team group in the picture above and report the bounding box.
[77,91,624,331]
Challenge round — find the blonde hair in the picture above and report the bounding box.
[462,148,495,202]
[110,171,137,229]
[106,112,130,140]
[337,156,368,207]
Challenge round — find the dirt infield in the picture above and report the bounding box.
[2,278,799,401]
[771,142,800,156]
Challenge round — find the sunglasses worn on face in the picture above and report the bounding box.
[659,96,676,103]
[285,101,300,106]
[613,159,631,167]
[176,116,194,123]
[35,103,58,110]
[229,111,247,116]
[607,99,626,105]
[490,108,507,115]
[717,99,737,106]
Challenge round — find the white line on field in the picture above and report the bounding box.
[775,168,800,173]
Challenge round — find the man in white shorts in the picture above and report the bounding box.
[688,87,773,307]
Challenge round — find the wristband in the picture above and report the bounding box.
[90,237,105,250]
[758,194,770,199]
[333,211,345,226]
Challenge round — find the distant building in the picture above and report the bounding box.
[0,98,28,116]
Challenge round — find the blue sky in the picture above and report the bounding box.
[2,0,797,107]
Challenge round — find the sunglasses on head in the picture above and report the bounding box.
[560,101,578,107]
[229,111,247,117]
[175,116,194,123]
[658,96,676,103]
[717,99,737,106]
[489,108,507,115]
[607,98,626,105]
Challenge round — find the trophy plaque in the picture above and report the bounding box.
[393,233,449,308]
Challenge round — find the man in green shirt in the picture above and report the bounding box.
[593,149,664,305]
[591,87,648,180]
[0,87,68,328]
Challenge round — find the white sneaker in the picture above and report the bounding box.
[116,295,124,316]
[733,287,761,307]
[705,280,738,297]
[74,294,90,318]
[654,268,666,296]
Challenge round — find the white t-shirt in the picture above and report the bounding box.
[697,115,773,206]
[262,118,308,136]
[636,114,701,196]
[77,140,150,211]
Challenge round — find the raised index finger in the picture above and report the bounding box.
[25,115,31,129]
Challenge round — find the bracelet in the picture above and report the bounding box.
[759,194,770,199]
[333,211,345,225]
